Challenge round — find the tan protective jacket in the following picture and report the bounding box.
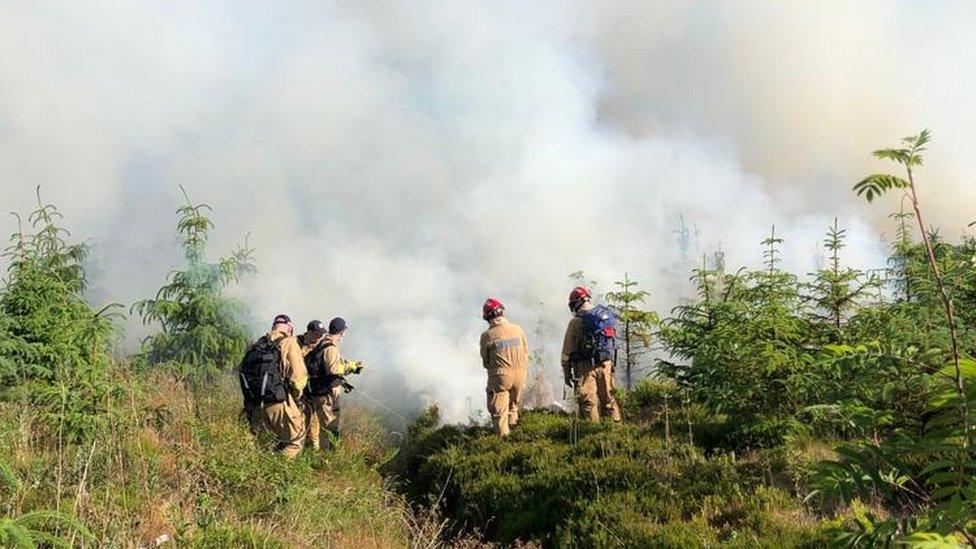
[268,330,308,397]
[325,334,361,376]
[297,332,324,356]
[560,313,621,421]
[480,318,528,372]
[301,334,360,378]
[561,316,585,375]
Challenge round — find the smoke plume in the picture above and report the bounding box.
[1,1,972,421]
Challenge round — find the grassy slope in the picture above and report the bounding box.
[1,366,850,548]
[0,367,412,548]
[386,408,839,548]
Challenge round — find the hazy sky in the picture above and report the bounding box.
[1,1,973,419]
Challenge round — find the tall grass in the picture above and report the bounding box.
[0,364,425,547]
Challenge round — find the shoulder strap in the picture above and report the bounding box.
[272,335,286,348]
[311,340,333,355]
[251,334,272,351]
[306,340,333,369]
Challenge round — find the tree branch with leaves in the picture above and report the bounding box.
[853,129,969,446]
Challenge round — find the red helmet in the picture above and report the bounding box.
[483,298,504,320]
[568,286,591,311]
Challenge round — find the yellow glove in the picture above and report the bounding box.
[292,376,308,398]
[345,361,364,375]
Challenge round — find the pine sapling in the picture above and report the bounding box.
[606,273,658,391]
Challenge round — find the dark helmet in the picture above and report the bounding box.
[328,317,347,334]
[272,313,293,326]
[307,319,326,333]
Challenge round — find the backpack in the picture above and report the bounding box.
[579,304,617,362]
[239,336,289,406]
[304,341,341,397]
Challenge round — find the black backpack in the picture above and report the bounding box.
[304,341,341,397]
[239,336,289,406]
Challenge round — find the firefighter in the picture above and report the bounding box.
[304,317,363,450]
[297,319,327,353]
[479,298,529,436]
[561,287,622,422]
[239,314,308,458]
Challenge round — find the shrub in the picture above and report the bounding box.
[386,411,831,547]
[0,190,121,442]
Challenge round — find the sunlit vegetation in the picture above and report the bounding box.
[1,130,973,547]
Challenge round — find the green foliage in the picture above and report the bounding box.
[807,358,976,545]
[605,273,659,390]
[387,411,830,547]
[189,524,285,548]
[854,174,912,202]
[133,187,256,377]
[660,229,813,447]
[853,129,929,202]
[620,377,678,412]
[0,189,121,442]
[888,203,918,301]
[0,509,95,548]
[803,218,878,337]
[0,368,411,547]
[0,134,971,547]
[761,224,785,272]
[804,130,976,546]
[657,211,973,457]
[0,456,94,548]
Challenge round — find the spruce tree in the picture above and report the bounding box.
[605,273,658,391]
[133,187,255,377]
[804,218,877,339]
[0,189,120,441]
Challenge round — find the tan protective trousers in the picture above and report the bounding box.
[307,386,342,448]
[262,399,305,459]
[575,360,622,422]
[486,367,527,436]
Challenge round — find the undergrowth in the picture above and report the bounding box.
[0,368,415,547]
[386,408,833,548]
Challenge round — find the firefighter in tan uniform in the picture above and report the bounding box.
[297,319,327,355]
[262,314,309,458]
[305,317,363,450]
[296,319,327,447]
[561,287,622,422]
[479,298,529,436]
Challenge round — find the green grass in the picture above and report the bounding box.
[0,367,414,548]
[386,409,833,548]
[0,368,851,547]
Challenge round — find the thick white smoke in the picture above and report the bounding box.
[0,1,970,421]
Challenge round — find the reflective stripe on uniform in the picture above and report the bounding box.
[491,337,522,352]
